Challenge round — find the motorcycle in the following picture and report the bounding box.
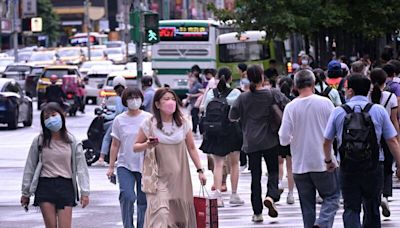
[83,106,114,166]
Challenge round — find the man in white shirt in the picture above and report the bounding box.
[279,70,340,228]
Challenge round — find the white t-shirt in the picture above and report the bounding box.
[111,111,152,173]
[279,94,335,174]
[368,91,398,115]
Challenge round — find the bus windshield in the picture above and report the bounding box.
[218,41,270,63]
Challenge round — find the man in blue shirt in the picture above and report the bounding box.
[323,74,400,228]
[141,76,155,113]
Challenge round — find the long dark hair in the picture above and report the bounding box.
[278,76,293,98]
[247,65,264,92]
[313,68,326,89]
[40,102,71,147]
[152,88,183,130]
[216,67,232,92]
[370,68,387,104]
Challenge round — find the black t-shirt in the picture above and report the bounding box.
[45,85,66,103]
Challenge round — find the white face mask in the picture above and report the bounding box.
[127,98,142,110]
[301,59,309,65]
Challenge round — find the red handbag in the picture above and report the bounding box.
[194,187,218,228]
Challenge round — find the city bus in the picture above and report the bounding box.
[216,31,286,81]
[152,20,219,96]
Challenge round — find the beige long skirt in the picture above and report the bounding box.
[144,141,197,228]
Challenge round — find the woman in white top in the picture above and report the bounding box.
[134,88,206,227]
[106,88,152,228]
[313,68,342,106]
[369,68,400,218]
[200,67,244,207]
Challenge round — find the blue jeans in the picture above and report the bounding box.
[293,170,340,228]
[100,121,113,156]
[117,167,147,228]
[340,164,383,228]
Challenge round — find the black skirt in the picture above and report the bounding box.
[200,123,242,157]
[34,177,77,209]
[278,145,291,158]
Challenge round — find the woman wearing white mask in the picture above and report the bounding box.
[134,88,206,227]
[106,88,152,228]
[21,102,90,228]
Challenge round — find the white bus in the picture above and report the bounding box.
[152,20,219,96]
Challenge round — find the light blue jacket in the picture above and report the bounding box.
[21,134,90,202]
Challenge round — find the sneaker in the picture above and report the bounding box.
[229,194,244,205]
[240,165,247,172]
[316,195,323,204]
[252,214,263,222]
[92,159,106,167]
[287,192,295,205]
[263,196,278,218]
[211,185,216,191]
[241,167,251,174]
[381,197,391,217]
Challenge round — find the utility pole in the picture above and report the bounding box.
[124,0,130,62]
[12,0,18,62]
[133,0,143,89]
[85,0,91,61]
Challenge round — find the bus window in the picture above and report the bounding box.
[219,42,270,63]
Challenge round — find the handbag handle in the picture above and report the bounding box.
[199,185,210,197]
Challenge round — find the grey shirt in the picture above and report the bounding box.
[229,88,290,153]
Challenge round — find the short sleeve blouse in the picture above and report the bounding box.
[140,116,191,144]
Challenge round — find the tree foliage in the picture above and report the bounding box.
[37,0,60,44]
[209,0,400,40]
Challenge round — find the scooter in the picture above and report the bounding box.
[83,106,114,166]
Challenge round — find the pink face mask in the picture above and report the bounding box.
[160,100,176,115]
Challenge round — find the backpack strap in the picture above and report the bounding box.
[212,88,219,98]
[384,93,393,108]
[322,86,332,97]
[363,103,374,113]
[341,104,353,114]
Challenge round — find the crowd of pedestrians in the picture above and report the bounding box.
[19,53,400,228]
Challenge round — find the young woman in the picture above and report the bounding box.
[369,68,400,218]
[106,88,152,228]
[21,102,90,228]
[134,88,206,227]
[230,65,289,222]
[277,76,295,205]
[200,67,244,207]
[187,70,204,134]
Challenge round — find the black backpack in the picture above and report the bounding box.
[202,88,233,135]
[339,103,380,172]
[315,84,332,99]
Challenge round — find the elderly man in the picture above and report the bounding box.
[279,69,340,228]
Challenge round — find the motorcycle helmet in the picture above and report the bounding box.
[112,76,127,89]
[50,75,58,83]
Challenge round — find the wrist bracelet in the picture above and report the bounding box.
[324,159,332,164]
[197,168,204,173]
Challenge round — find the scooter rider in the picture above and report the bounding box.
[45,75,66,109]
[93,76,128,166]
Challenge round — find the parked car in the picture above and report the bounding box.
[29,51,56,67]
[79,60,113,77]
[1,64,33,91]
[0,78,33,129]
[104,48,126,64]
[85,65,124,104]
[57,47,85,65]
[36,65,83,109]
[25,66,44,98]
[0,57,14,73]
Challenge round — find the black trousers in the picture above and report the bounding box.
[248,146,280,215]
[191,107,200,134]
[382,141,394,197]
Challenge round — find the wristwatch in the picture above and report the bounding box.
[324,159,332,164]
[197,168,204,174]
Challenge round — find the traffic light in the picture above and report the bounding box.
[144,12,159,44]
[130,11,141,43]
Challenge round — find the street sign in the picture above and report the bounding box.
[22,0,37,18]
[31,17,42,32]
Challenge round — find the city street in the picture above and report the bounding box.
[2,104,400,228]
